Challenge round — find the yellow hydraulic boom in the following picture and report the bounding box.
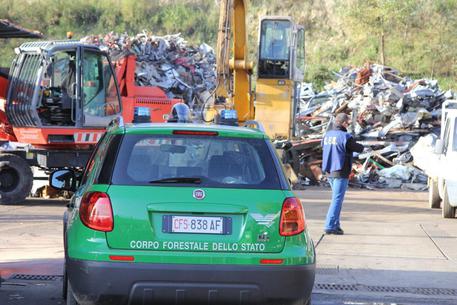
[215,1,305,140]
[215,0,254,122]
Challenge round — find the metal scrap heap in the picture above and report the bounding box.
[81,32,217,105]
[296,63,453,189]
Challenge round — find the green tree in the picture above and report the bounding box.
[339,0,421,66]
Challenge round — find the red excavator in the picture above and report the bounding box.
[0,27,180,204]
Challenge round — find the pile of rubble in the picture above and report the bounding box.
[81,32,217,105]
[295,63,452,189]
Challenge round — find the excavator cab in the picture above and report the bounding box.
[7,41,121,144]
[255,17,305,139]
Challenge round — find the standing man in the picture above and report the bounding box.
[322,113,364,235]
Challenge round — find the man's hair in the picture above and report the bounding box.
[334,113,350,127]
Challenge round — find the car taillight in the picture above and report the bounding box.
[109,255,134,262]
[279,197,305,236]
[260,259,284,265]
[80,192,113,232]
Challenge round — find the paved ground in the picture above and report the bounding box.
[1,187,457,305]
[0,199,64,262]
[301,188,457,304]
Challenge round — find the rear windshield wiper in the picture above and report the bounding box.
[148,177,202,184]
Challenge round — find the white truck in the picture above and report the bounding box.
[412,100,457,218]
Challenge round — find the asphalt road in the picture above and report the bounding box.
[1,187,457,305]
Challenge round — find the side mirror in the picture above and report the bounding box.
[434,139,444,155]
[275,141,292,150]
[49,169,77,192]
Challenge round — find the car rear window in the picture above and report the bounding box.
[111,134,282,189]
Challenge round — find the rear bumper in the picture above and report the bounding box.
[445,181,457,207]
[67,258,315,305]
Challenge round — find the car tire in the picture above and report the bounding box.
[428,177,441,209]
[442,186,456,218]
[66,280,79,305]
[0,153,33,205]
[62,268,67,300]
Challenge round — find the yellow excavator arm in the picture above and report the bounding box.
[215,0,254,122]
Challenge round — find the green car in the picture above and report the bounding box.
[51,122,315,305]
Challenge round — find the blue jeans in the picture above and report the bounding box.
[325,177,349,231]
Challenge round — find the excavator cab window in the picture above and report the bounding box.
[258,19,292,79]
[82,50,121,127]
[39,51,77,126]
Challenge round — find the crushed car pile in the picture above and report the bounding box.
[81,32,217,107]
[294,63,453,189]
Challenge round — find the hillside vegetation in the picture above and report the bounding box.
[1,0,456,90]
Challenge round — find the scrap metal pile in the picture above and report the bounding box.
[81,32,217,106]
[295,63,453,189]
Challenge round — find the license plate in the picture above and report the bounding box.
[162,215,231,235]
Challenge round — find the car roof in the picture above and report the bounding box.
[110,123,268,139]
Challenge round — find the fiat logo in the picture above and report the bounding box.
[193,189,205,200]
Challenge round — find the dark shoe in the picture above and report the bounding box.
[324,228,344,235]
[336,227,344,234]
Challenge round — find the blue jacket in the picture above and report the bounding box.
[322,128,351,174]
[322,127,364,178]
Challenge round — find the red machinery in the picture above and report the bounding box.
[0,40,180,204]
[5,52,179,147]
[116,54,180,124]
